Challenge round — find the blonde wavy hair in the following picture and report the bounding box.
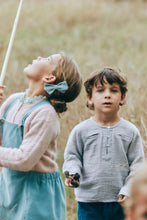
[125,162,147,210]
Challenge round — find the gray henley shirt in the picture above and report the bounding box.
[63,117,145,202]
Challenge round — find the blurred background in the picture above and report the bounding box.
[0,0,147,219]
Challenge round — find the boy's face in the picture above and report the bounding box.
[129,191,147,220]
[87,79,125,115]
[24,54,61,81]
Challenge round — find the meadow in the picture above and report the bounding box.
[0,0,147,219]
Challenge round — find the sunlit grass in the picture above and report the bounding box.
[0,0,147,219]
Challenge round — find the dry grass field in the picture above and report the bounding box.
[0,0,147,219]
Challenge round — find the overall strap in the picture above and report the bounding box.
[3,97,19,119]
[20,100,50,126]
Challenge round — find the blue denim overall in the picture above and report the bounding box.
[0,98,66,220]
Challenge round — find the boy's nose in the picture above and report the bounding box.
[104,90,111,98]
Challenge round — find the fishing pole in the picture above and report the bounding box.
[0,0,24,86]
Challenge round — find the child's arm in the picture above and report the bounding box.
[63,126,83,181]
[118,194,128,205]
[119,128,145,198]
[0,106,59,171]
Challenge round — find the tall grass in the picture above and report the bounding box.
[0,0,147,219]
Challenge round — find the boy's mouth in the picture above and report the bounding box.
[103,102,112,106]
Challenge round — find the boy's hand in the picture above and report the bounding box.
[64,171,80,188]
[0,85,5,104]
[118,194,128,205]
[65,176,75,187]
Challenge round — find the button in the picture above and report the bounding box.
[1,119,5,124]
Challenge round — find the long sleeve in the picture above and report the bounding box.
[119,128,145,196]
[0,109,59,171]
[0,95,60,173]
[63,127,83,175]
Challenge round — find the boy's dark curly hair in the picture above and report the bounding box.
[84,68,128,110]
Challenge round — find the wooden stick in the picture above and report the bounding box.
[0,0,24,85]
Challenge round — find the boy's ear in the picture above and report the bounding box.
[42,75,56,84]
[86,94,93,105]
[120,93,126,105]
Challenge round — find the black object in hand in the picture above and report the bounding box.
[65,171,80,188]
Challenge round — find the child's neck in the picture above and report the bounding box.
[93,113,120,127]
[26,82,46,98]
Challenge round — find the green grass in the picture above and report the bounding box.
[0,0,147,219]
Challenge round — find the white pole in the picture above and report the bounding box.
[0,0,24,85]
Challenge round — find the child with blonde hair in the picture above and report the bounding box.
[125,162,147,220]
[0,52,82,220]
[63,67,144,220]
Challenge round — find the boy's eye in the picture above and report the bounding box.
[111,89,118,93]
[97,89,104,92]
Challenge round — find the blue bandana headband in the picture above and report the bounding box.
[44,81,69,95]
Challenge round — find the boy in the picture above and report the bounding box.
[63,68,144,220]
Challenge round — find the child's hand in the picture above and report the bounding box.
[65,176,75,187]
[64,171,80,188]
[0,85,6,104]
[118,194,128,206]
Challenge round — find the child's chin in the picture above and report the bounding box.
[24,65,31,73]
